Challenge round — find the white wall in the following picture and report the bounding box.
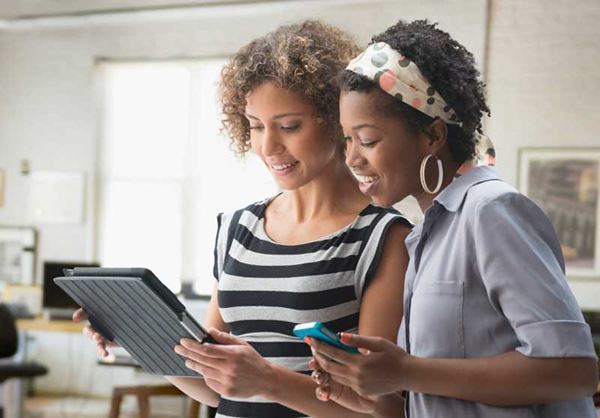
[485,0,600,309]
[0,0,486,283]
[0,0,488,395]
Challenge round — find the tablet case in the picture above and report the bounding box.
[54,267,212,377]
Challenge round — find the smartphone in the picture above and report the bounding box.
[293,322,359,354]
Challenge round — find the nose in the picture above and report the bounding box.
[261,127,285,156]
[345,138,362,169]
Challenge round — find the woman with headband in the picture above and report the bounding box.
[308,20,598,417]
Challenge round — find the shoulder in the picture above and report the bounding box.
[462,179,539,218]
[463,180,558,246]
[358,204,413,230]
[218,196,274,225]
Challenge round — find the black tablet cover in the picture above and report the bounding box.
[55,267,210,377]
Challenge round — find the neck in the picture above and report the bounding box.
[283,158,369,223]
[414,157,461,213]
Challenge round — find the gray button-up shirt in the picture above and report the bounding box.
[399,166,597,417]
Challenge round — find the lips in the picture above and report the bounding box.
[271,162,297,170]
[269,160,299,175]
[352,171,380,184]
[352,171,380,195]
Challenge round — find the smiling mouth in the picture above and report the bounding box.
[270,161,299,173]
[352,173,380,184]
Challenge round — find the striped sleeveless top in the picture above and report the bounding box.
[213,198,410,418]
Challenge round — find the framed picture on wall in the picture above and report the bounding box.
[519,148,600,278]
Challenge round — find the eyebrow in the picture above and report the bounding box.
[352,123,380,131]
[245,112,306,120]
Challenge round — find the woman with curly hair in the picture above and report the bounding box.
[79,20,411,418]
[308,19,598,417]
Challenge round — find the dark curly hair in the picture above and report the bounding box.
[339,19,490,163]
[219,20,359,155]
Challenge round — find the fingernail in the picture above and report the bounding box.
[316,388,329,401]
[339,332,350,343]
[304,337,311,345]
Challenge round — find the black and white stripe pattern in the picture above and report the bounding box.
[213,198,410,418]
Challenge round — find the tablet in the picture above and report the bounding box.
[55,267,213,377]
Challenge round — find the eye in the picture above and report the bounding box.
[281,124,300,132]
[360,140,379,148]
[249,125,264,131]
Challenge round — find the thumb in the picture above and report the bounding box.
[338,333,388,353]
[208,328,247,346]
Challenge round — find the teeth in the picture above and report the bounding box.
[272,162,296,170]
[354,173,379,184]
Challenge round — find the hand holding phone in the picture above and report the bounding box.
[293,322,359,354]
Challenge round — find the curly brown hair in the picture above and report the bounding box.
[219,20,359,155]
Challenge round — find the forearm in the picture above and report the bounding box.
[165,376,220,408]
[372,393,405,418]
[263,364,373,418]
[406,351,598,406]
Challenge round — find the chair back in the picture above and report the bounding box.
[0,304,18,358]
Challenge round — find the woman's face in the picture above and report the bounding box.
[246,82,339,190]
[340,89,426,207]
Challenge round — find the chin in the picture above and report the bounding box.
[373,190,406,208]
[371,195,393,208]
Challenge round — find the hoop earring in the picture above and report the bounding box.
[420,154,443,194]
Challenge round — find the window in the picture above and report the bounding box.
[98,60,277,294]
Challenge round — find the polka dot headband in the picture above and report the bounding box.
[346,42,462,126]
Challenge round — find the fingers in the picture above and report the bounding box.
[179,338,230,359]
[72,308,88,322]
[338,333,386,353]
[96,344,109,358]
[311,370,331,386]
[183,359,222,379]
[307,338,356,365]
[313,352,355,387]
[175,343,229,369]
[208,328,246,345]
[315,384,331,402]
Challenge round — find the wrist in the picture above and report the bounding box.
[399,353,420,392]
[258,361,282,399]
[373,392,405,417]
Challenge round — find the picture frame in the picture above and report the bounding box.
[518,148,600,278]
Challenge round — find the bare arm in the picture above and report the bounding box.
[314,334,598,407]
[405,351,598,406]
[176,223,411,417]
[306,222,410,416]
[165,281,226,408]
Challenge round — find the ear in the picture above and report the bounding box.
[423,118,448,155]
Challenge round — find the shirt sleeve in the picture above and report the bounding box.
[354,211,412,301]
[473,192,597,359]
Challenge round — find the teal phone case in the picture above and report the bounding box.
[293,322,359,354]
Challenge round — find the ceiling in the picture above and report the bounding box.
[0,0,274,19]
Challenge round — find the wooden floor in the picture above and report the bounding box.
[24,396,190,418]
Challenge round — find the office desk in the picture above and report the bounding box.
[16,318,83,334]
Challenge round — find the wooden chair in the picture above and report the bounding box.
[108,384,200,418]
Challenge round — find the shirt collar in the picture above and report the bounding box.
[434,165,501,212]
